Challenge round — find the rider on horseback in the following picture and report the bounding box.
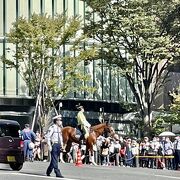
[76,104,91,140]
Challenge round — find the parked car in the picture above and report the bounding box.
[0,119,24,170]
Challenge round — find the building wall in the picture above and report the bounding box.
[1,1,179,136]
[0,0,134,104]
[0,0,134,132]
[153,71,180,110]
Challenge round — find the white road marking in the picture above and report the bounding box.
[155,175,180,179]
[0,172,79,180]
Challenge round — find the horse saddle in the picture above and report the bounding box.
[75,128,82,139]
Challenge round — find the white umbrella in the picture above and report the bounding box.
[159,131,176,137]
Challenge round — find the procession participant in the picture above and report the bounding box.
[76,104,91,140]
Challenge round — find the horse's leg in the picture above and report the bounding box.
[66,140,73,163]
[62,141,67,152]
[62,133,69,152]
[89,149,97,166]
[89,144,97,166]
[86,143,97,166]
[60,132,69,162]
[59,139,66,163]
[62,140,72,162]
[91,144,98,166]
[86,136,97,166]
[59,151,65,163]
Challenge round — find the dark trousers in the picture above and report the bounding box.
[46,143,62,177]
[24,140,33,160]
[174,149,180,170]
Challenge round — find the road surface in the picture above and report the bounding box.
[0,162,179,180]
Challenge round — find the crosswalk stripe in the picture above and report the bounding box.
[1,172,79,180]
[155,174,180,179]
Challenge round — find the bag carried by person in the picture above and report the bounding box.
[147,147,156,155]
[114,147,120,153]
[120,148,125,156]
[101,148,109,156]
[29,142,35,149]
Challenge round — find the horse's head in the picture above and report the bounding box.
[91,122,115,138]
[103,122,115,137]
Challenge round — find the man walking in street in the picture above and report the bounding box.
[46,114,64,178]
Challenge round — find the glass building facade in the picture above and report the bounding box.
[0,0,133,101]
[0,0,135,134]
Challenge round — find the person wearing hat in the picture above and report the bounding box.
[76,104,91,140]
[46,114,64,178]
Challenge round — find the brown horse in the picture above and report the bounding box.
[61,122,114,164]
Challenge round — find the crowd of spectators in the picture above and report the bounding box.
[89,135,180,170]
[24,129,180,171]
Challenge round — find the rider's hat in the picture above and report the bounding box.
[76,104,84,110]
[25,123,30,128]
[52,114,62,123]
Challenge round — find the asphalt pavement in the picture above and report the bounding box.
[0,162,180,180]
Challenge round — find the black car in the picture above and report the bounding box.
[0,119,24,170]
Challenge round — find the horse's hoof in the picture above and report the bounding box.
[91,162,97,166]
[81,155,85,160]
[59,157,65,163]
[61,148,66,153]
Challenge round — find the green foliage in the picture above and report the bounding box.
[1,13,98,128]
[169,89,180,124]
[153,89,180,135]
[3,13,97,98]
[152,114,170,136]
[84,0,180,131]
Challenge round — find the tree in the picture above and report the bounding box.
[2,14,97,130]
[153,89,180,136]
[167,89,180,125]
[83,0,180,135]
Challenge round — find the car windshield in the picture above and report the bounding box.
[0,124,20,137]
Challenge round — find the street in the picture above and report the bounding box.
[0,162,180,180]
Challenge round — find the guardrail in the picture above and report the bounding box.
[136,155,174,158]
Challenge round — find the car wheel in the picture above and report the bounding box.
[9,163,23,171]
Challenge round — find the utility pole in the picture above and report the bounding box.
[99,107,104,123]
[59,102,63,114]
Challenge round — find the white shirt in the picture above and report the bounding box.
[109,143,115,153]
[46,124,63,146]
[151,141,160,152]
[114,141,121,149]
[174,140,180,150]
[96,135,105,148]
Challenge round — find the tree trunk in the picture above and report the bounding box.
[140,106,153,137]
